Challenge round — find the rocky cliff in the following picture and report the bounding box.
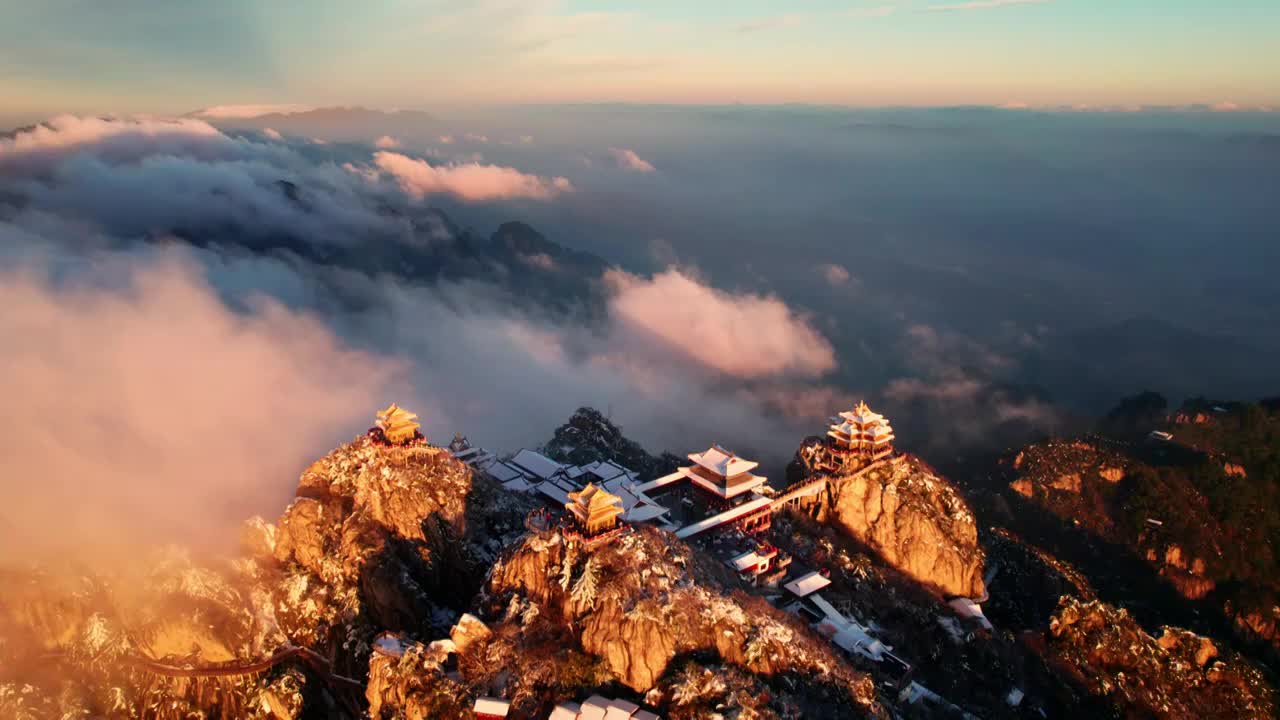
[790,439,986,598]
[1003,422,1280,659]
[0,548,296,719]
[468,525,887,718]
[0,434,538,720]
[6,406,1280,719]
[264,436,537,673]
[540,407,681,478]
[1044,597,1275,719]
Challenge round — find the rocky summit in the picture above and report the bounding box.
[789,439,986,598]
[2,399,1280,719]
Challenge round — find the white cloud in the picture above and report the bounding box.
[0,115,408,252]
[262,127,284,141]
[604,268,835,379]
[927,0,1050,12]
[371,151,574,202]
[820,263,852,286]
[374,134,402,149]
[0,115,229,169]
[0,252,400,562]
[1206,101,1274,113]
[193,104,314,119]
[608,147,656,173]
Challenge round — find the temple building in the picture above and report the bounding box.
[565,483,625,536]
[448,433,495,468]
[375,403,422,445]
[827,401,895,461]
[637,445,774,539]
[726,540,792,587]
[473,697,511,719]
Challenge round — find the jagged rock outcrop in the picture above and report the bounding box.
[0,434,538,720]
[1144,545,1215,600]
[366,638,471,720]
[1002,437,1132,540]
[540,407,681,478]
[1005,436,1222,600]
[0,549,295,720]
[1044,597,1274,718]
[271,435,535,644]
[1232,605,1280,649]
[790,439,985,598]
[1003,424,1280,663]
[475,525,887,718]
[6,401,1278,718]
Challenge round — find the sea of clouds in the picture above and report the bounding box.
[0,115,890,559]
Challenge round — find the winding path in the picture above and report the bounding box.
[130,644,363,691]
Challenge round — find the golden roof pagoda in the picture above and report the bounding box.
[565,482,624,535]
[376,403,422,444]
[827,400,894,460]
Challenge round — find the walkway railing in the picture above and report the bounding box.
[770,456,893,510]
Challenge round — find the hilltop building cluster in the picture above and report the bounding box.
[365,401,982,717]
[449,401,900,545]
[474,694,661,720]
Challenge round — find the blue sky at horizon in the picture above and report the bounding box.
[1,0,1278,118]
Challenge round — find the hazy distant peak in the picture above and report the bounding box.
[191,104,316,119]
[190,105,436,123]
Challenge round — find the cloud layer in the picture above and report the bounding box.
[372,150,574,202]
[0,114,233,173]
[605,268,835,379]
[0,253,401,563]
[608,147,656,172]
[193,104,315,119]
[0,114,859,562]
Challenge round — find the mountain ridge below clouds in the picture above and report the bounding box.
[154,188,613,317]
[189,106,441,136]
[3,397,1277,718]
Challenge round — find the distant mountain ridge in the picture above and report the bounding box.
[159,183,612,314]
[190,105,442,143]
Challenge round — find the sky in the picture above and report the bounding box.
[1,1,1278,553]
[2,0,1278,119]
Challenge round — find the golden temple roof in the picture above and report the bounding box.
[566,482,624,527]
[376,403,421,443]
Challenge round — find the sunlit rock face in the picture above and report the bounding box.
[790,438,986,598]
[0,548,292,719]
[270,435,536,647]
[273,438,474,633]
[1045,597,1275,719]
[0,433,536,719]
[474,525,887,718]
[1003,439,1133,543]
[1000,420,1280,659]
